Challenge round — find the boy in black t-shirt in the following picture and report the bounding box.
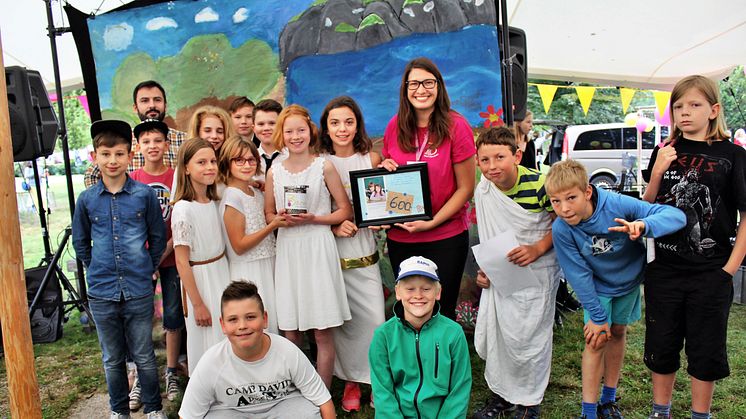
[642,75,746,419]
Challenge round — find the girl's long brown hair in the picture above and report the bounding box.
[396,57,452,153]
[318,96,372,155]
[172,137,219,203]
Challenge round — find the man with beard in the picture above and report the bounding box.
[84,80,187,188]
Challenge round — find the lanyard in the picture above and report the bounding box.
[415,131,429,162]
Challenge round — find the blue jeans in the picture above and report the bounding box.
[159,266,185,331]
[89,295,162,414]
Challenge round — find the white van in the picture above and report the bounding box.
[561,123,669,189]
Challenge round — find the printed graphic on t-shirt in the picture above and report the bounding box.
[656,153,728,256]
[148,181,172,220]
[423,148,439,159]
[225,379,294,406]
[590,236,613,256]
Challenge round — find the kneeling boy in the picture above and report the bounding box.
[472,127,560,419]
[546,160,685,419]
[179,281,334,419]
[369,256,472,419]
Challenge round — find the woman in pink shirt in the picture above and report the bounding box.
[380,57,476,319]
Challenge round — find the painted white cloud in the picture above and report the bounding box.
[146,17,178,31]
[195,7,219,23]
[103,22,134,51]
[233,8,248,23]
[424,1,435,12]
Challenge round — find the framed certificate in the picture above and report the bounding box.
[349,163,432,227]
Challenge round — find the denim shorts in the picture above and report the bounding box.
[583,285,641,325]
[159,265,185,331]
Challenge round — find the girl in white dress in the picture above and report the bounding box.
[171,138,231,375]
[218,136,286,334]
[264,104,352,388]
[318,96,386,411]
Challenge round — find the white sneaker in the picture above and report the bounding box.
[110,412,131,419]
[146,411,167,419]
[128,377,142,411]
[165,371,180,401]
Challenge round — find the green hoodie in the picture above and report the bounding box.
[369,301,472,419]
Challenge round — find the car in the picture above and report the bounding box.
[544,122,669,189]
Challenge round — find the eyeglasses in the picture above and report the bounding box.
[231,157,257,166]
[406,79,438,90]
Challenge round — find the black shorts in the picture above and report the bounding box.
[643,262,733,381]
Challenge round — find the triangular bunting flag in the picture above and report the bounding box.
[575,86,596,115]
[653,91,671,121]
[536,84,559,114]
[619,88,636,114]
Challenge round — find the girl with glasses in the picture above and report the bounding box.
[218,136,287,334]
[379,57,477,320]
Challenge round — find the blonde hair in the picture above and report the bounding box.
[669,75,729,144]
[545,159,589,196]
[218,135,262,184]
[172,138,219,203]
[188,105,237,145]
[271,104,319,152]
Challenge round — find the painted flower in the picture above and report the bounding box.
[479,104,505,128]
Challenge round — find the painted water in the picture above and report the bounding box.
[286,25,503,136]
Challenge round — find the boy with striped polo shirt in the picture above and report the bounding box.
[472,127,560,419]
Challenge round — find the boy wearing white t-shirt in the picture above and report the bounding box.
[179,281,334,419]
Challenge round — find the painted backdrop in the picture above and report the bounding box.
[83,0,503,135]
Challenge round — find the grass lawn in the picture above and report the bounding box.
[3,175,746,417]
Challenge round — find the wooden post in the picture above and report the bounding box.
[0,31,44,418]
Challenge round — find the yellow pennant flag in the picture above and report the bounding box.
[575,86,596,115]
[619,88,636,114]
[536,84,559,114]
[654,91,671,119]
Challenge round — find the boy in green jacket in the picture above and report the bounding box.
[369,256,472,418]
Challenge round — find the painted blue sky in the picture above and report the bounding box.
[89,0,314,107]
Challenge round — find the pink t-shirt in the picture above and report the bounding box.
[131,168,176,267]
[382,112,476,243]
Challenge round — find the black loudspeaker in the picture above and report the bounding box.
[6,66,59,162]
[25,266,63,344]
[499,27,528,121]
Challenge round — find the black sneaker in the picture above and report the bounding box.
[647,413,670,419]
[512,404,540,419]
[597,398,624,419]
[472,393,514,419]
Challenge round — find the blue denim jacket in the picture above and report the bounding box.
[73,176,166,301]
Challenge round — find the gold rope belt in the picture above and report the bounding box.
[340,251,380,270]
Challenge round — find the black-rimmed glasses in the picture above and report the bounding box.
[406,79,438,90]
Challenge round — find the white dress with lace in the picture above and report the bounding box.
[272,156,351,331]
[219,186,278,334]
[325,153,385,384]
[171,199,231,376]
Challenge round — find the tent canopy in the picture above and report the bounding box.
[508,0,746,89]
[2,0,745,91]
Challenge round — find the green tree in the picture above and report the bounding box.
[57,89,91,152]
[720,66,746,131]
[526,79,655,125]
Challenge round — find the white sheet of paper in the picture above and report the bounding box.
[472,230,542,296]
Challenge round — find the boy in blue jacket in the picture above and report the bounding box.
[369,256,472,419]
[73,120,167,418]
[546,160,685,419]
